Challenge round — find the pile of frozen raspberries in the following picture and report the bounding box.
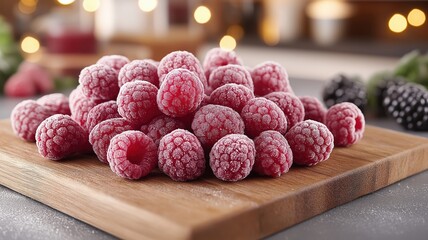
[10,48,366,182]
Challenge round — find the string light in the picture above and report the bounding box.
[194,6,211,24]
[138,0,158,12]
[408,8,426,27]
[388,14,407,33]
[219,35,236,51]
[21,36,40,54]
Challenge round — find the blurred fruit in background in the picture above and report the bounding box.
[0,17,23,93]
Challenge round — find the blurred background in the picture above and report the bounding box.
[0,0,427,97]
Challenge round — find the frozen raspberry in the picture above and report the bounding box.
[299,96,327,123]
[157,50,207,89]
[146,59,159,67]
[144,115,186,146]
[10,100,53,141]
[36,114,90,160]
[4,72,37,97]
[208,64,253,92]
[209,84,254,112]
[251,61,293,96]
[68,85,83,111]
[191,104,245,148]
[89,118,136,163]
[157,68,204,117]
[240,97,288,138]
[285,120,334,166]
[265,92,305,130]
[203,48,243,80]
[118,59,159,88]
[107,130,157,179]
[70,97,98,131]
[37,93,71,115]
[158,129,205,181]
[209,134,255,181]
[79,64,119,101]
[97,55,130,72]
[325,102,365,147]
[86,100,121,132]
[253,130,293,177]
[117,81,161,125]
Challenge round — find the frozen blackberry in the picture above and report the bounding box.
[322,74,367,112]
[372,76,406,117]
[383,83,428,131]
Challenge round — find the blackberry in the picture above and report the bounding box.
[373,76,406,117]
[383,83,428,131]
[322,74,367,112]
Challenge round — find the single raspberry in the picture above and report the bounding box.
[117,81,161,125]
[144,115,186,146]
[209,84,254,112]
[191,104,245,148]
[299,96,327,123]
[4,72,37,97]
[208,64,253,93]
[37,93,71,115]
[253,130,293,177]
[107,130,157,179]
[203,48,243,80]
[70,97,98,131]
[118,59,159,88]
[10,100,53,141]
[79,64,119,101]
[251,61,293,96]
[96,55,130,72]
[209,134,255,182]
[36,114,90,160]
[157,68,204,117]
[89,118,136,163]
[158,129,205,181]
[240,97,288,138]
[68,85,84,112]
[285,120,334,166]
[86,100,121,132]
[325,102,365,147]
[157,50,207,89]
[265,92,305,130]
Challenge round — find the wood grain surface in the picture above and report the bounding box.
[0,119,428,240]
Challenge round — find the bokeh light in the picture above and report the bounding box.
[57,0,75,5]
[260,18,280,46]
[18,0,37,14]
[138,0,158,13]
[82,0,100,12]
[21,36,40,54]
[219,35,236,51]
[194,6,211,24]
[388,14,407,33]
[407,9,426,27]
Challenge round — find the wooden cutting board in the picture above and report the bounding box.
[0,119,428,240]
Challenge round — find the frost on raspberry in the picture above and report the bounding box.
[240,97,288,138]
[86,100,121,132]
[203,47,243,80]
[208,64,253,92]
[89,118,136,163]
[36,114,90,160]
[97,55,130,73]
[265,91,305,130]
[209,134,255,181]
[158,129,205,181]
[253,130,293,178]
[118,59,159,88]
[144,115,186,146]
[191,104,245,149]
[325,102,365,147]
[209,84,254,112]
[157,50,207,89]
[10,100,53,141]
[299,96,327,123]
[285,120,334,166]
[251,61,293,96]
[157,68,204,117]
[37,93,71,115]
[117,80,161,125]
[79,64,119,101]
[107,130,157,179]
[70,96,98,132]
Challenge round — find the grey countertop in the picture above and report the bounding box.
[0,78,427,240]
